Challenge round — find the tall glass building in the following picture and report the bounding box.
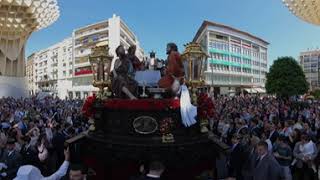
[193,21,269,95]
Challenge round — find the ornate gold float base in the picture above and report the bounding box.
[162,133,175,143]
[200,119,209,133]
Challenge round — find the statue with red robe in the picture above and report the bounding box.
[158,43,185,93]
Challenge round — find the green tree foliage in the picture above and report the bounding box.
[311,89,320,99]
[266,57,308,97]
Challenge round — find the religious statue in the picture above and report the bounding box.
[112,45,138,100]
[148,51,157,70]
[128,45,144,71]
[158,43,185,94]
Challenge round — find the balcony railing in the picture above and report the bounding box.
[74,69,93,76]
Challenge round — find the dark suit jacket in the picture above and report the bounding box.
[253,154,282,180]
[269,131,279,144]
[242,148,257,180]
[229,143,248,180]
[250,126,261,137]
[0,150,22,179]
[20,144,39,166]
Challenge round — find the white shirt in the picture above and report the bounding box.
[14,161,70,180]
[265,139,273,153]
[43,161,69,180]
[146,174,160,178]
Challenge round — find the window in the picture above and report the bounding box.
[63,71,66,76]
[63,63,66,67]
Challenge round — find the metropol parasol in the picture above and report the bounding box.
[283,0,320,25]
[0,0,59,97]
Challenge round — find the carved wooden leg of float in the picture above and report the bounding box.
[189,87,198,105]
[88,117,96,132]
[200,119,209,133]
[162,133,175,143]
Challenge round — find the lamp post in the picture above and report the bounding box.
[89,45,113,99]
[181,42,208,103]
[181,42,209,133]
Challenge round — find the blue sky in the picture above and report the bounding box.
[26,0,320,67]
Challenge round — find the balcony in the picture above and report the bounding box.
[75,27,108,40]
[75,69,93,76]
[74,61,91,68]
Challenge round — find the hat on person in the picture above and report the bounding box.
[13,165,44,180]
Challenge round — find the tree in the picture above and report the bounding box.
[310,89,320,99]
[266,56,308,98]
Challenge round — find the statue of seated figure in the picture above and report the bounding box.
[111,45,138,100]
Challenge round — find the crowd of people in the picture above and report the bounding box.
[1,93,320,180]
[212,95,320,180]
[0,96,88,180]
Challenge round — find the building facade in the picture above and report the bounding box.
[71,14,144,99]
[26,54,35,95]
[0,0,59,98]
[193,21,269,95]
[27,15,144,99]
[300,50,320,90]
[32,38,73,98]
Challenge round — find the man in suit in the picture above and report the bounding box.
[252,141,282,180]
[20,136,39,167]
[228,134,248,180]
[136,161,165,180]
[0,138,22,180]
[249,119,261,137]
[268,122,279,144]
[242,136,260,180]
[69,163,87,180]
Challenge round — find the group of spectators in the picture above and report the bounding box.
[211,95,320,180]
[2,92,320,180]
[0,96,89,180]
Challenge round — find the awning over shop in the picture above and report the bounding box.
[244,88,266,94]
[244,88,257,93]
[255,88,266,93]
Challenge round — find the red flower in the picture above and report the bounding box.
[197,93,214,119]
[82,94,96,118]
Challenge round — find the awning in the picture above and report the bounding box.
[244,88,257,93]
[255,88,266,93]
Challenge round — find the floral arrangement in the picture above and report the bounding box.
[159,117,174,135]
[197,93,214,119]
[197,93,214,133]
[159,117,174,143]
[82,94,96,118]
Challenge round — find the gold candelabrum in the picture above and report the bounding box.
[89,45,113,99]
[181,42,209,133]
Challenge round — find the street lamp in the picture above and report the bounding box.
[181,43,208,85]
[89,45,113,98]
[181,42,208,102]
[181,42,209,133]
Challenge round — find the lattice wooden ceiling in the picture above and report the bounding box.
[0,0,59,37]
[283,0,320,25]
